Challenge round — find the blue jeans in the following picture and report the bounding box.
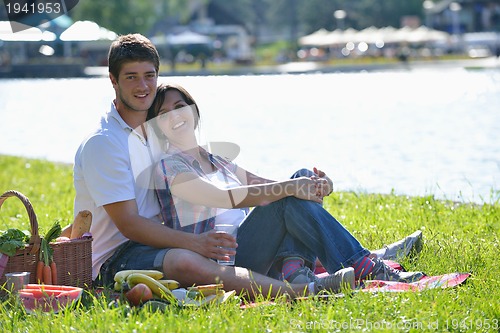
[234,169,369,279]
[94,241,169,287]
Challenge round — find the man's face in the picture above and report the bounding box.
[111,61,158,113]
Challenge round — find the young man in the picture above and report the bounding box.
[74,33,423,300]
[73,33,359,299]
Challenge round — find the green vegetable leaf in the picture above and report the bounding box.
[0,228,30,256]
[44,221,62,243]
[40,221,61,264]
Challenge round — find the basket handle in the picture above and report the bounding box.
[0,190,41,255]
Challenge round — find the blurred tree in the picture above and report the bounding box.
[68,0,426,39]
[298,0,348,32]
[297,0,425,33]
[251,0,267,43]
[352,0,424,28]
[70,0,159,34]
[148,0,193,36]
[207,0,254,27]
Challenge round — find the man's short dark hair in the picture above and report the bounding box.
[108,33,160,79]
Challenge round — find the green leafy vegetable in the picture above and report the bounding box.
[0,228,30,256]
[44,220,62,243]
[40,221,62,265]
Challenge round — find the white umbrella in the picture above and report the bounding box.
[339,28,359,45]
[320,28,359,47]
[406,25,449,43]
[298,28,330,46]
[355,26,384,44]
[297,25,450,48]
[60,20,117,41]
[323,29,347,46]
[0,21,56,41]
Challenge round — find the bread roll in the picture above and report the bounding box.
[70,210,92,239]
[60,223,73,238]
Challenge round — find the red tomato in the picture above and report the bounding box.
[125,283,153,306]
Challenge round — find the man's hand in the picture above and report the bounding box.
[195,230,238,262]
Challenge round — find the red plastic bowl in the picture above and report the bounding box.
[18,284,83,313]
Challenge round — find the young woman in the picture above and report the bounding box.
[147,83,424,291]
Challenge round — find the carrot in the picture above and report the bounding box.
[36,260,44,284]
[43,264,52,285]
[50,261,58,285]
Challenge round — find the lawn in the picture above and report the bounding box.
[0,155,499,332]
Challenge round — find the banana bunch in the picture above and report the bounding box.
[113,270,180,303]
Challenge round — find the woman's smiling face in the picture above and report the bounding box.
[155,89,197,142]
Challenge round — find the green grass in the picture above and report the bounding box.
[0,155,499,332]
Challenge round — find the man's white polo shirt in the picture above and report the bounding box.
[74,102,162,280]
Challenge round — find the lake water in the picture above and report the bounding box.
[1,66,499,204]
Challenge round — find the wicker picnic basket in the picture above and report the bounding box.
[0,190,92,289]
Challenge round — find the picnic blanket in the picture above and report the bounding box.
[361,272,470,292]
[240,261,470,309]
[315,260,470,293]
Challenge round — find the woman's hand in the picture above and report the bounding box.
[313,167,333,198]
[194,230,238,262]
[292,177,323,203]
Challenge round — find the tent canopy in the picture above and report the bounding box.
[60,20,117,41]
[299,26,450,47]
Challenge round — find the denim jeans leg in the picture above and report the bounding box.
[236,167,369,276]
[281,196,369,272]
[267,167,325,276]
[269,167,326,276]
[236,203,317,279]
[236,196,369,276]
[266,233,317,280]
[288,168,370,270]
[235,203,288,275]
[290,168,315,178]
